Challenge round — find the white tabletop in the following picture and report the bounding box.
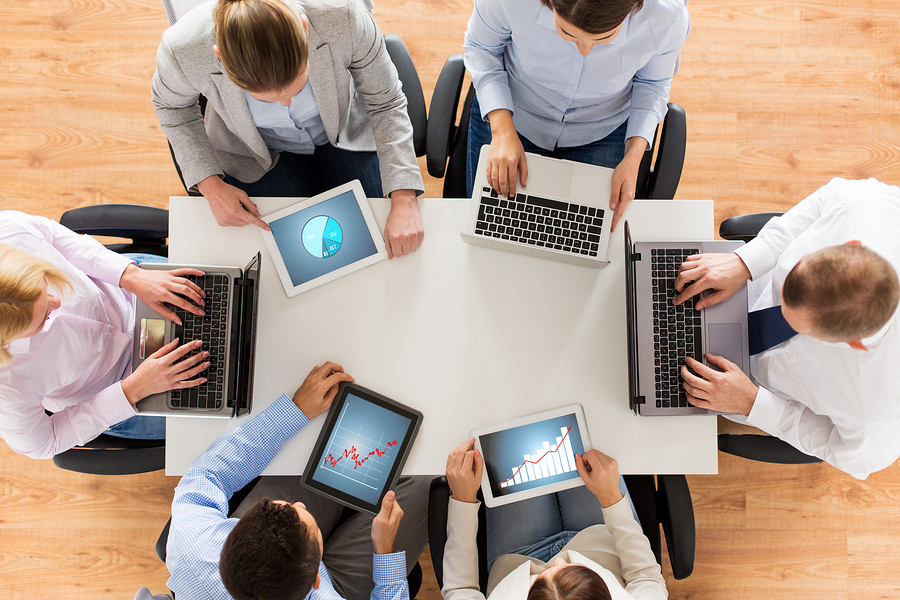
[166,197,718,476]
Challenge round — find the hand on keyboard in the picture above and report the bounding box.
[673,253,752,310]
[119,264,206,325]
[121,339,210,405]
[680,354,758,416]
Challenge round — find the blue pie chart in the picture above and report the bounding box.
[302,215,343,258]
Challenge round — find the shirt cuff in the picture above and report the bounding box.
[100,253,138,287]
[745,386,783,434]
[373,551,408,584]
[734,240,777,282]
[474,83,514,120]
[266,394,309,439]
[624,110,661,150]
[600,494,635,525]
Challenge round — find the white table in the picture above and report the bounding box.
[166,197,718,476]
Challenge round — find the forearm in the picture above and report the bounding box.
[602,498,667,599]
[371,552,410,600]
[463,0,514,117]
[441,499,486,600]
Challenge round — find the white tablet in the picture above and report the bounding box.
[260,180,387,297]
[470,404,592,508]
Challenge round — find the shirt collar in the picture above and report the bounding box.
[537,7,630,48]
[862,316,894,346]
[7,337,30,355]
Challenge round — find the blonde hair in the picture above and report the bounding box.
[782,244,900,342]
[214,0,309,93]
[0,244,73,366]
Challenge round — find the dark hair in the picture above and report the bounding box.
[214,0,308,93]
[219,498,321,600]
[782,244,899,342]
[539,0,644,35]
[527,565,613,600]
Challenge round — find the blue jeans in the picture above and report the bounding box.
[104,252,168,440]
[225,143,384,198]
[466,95,628,198]
[485,476,637,570]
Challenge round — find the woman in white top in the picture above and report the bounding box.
[0,211,209,459]
[441,439,667,600]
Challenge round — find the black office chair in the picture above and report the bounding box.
[427,473,695,592]
[425,53,688,200]
[49,204,169,475]
[717,211,823,465]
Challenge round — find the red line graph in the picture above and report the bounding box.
[324,440,398,470]
[499,426,573,486]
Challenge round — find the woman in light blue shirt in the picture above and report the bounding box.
[464,0,690,231]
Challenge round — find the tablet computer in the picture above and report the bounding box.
[301,382,423,514]
[470,404,592,508]
[260,180,387,297]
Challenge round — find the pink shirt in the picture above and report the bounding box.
[0,211,139,458]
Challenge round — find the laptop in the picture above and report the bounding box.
[132,253,261,418]
[624,222,750,416]
[461,145,614,268]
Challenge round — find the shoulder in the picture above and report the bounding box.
[0,210,54,239]
[298,0,364,25]
[633,0,690,38]
[159,1,217,62]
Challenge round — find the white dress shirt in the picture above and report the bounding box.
[733,178,900,479]
[0,211,138,459]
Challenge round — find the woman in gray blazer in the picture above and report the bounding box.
[152,0,425,259]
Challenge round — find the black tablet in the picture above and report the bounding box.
[301,382,423,514]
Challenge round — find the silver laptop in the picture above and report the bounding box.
[461,146,614,268]
[132,253,260,418]
[624,222,750,416]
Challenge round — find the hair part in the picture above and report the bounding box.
[539,0,644,35]
[220,498,322,600]
[782,244,899,342]
[527,565,613,600]
[0,244,72,366]
[214,0,308,93]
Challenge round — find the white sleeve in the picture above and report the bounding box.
[601,498,668,600]
[441,499,487,600]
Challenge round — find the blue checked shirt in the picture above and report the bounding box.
[165,394,409,600]
[463,0,690,150]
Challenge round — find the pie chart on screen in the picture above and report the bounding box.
[302,215,343,258]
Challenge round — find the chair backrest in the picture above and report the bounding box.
[428,476,489,592]
[383,34,427,157]
[633,102,687,200]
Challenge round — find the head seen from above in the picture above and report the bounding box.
[781,243,899,345]
[0,244,71,366]
[214,0,309,101]
[541,0,643,55]
[219,498,323,600]
[527,561,612,600]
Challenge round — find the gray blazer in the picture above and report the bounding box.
[151,0,423,196]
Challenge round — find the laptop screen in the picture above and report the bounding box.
[624,222,641,414]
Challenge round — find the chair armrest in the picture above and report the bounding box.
[657,474,695,580]
[718,433,822,464]
[426,54,466,178]
[156,519,171,562]
[647,102,686,200]
[428,476,452,589]
[384,34,427,157]
[60,204,169,240]
[718,213,783,243]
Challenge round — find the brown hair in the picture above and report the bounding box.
[782,244,899,342]
[539,0,644,35]
[0,244,72,366]
[214,0,308,93]
[527,565,613,600]
[219,499,321,600]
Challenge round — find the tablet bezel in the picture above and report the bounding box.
[470,404,592,508]
[301,382,423,515]
[260,180,388,298]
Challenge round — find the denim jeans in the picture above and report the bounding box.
[466,95,628,198]
[225,143,384,198]
[485,476,637,570]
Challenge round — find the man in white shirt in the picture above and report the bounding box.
[672,178,900,479]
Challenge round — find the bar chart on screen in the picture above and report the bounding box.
[499,426,577,488]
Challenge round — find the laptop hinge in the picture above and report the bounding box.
[234,278,253,286]
[634,395,645,406]
[631,252,641,262]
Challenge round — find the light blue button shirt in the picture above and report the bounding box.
[464,0,690,150]
[244,83,330,154]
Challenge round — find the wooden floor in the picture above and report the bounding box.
[2,0,900,598]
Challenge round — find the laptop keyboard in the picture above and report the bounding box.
[168,273,230,411]
[651,248,702,408]
[473,187,604,257]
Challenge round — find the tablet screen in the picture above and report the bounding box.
[478,412,586,499]
[305,387,420,511]
[268,190,378,287]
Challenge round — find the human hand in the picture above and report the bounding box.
[681,354,758,416]
[121,339,209,404]
[384,190,424,259]
[485,109,527,197]
[673,253,751,309]
[574,449,623,507]
[291,361,354,419]
[196,175,270,230]
[119,264,205,325]
[445,438,483,503]
[608,139,645,232]
[371,490,404,554]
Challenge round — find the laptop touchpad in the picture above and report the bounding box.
[521,159,574,199]
[707,323,743,371]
